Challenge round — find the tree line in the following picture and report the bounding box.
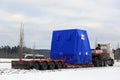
[0,46,20,58]
[114,48,120,61]
[0,45,34,58]
[0,45,50,58]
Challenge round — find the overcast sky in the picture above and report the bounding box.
[0,0,120,49]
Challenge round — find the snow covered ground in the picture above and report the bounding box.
[0,58,120,80]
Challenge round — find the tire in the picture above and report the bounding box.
[40,62,48,70]
[103,60,107,67]
[48,62,55,70]
[109,59,114,66]
[99,60,104,67]
[56,62,63,69]
[33,62,40,70]
[93,58,100,67]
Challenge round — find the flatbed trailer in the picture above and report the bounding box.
[12,59,94,70]
[12,29,114,70]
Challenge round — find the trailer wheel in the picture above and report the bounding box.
[40,62,48,70]
[56,62,63,69]
[48,62,55,70]
[33,62,40,70]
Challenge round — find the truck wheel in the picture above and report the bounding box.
[103,60,107,67]
[108,59,114,66]
[56,62,63,69]
[33,62,40,70]
[48,62,55,70]
[40,62,48,70]
[99,60,104,67]
[96,60,100,67]
[93,58,99,67]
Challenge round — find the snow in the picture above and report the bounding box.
[0,58,19,63]
[0,59,120,80]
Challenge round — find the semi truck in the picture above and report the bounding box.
[12,29,114,70]
[92,43,114,67]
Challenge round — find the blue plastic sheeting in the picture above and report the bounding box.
[50,29,92,65]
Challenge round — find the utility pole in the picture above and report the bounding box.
[18,23,24,60]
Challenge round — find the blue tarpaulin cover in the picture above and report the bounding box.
[50,29,92,64]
